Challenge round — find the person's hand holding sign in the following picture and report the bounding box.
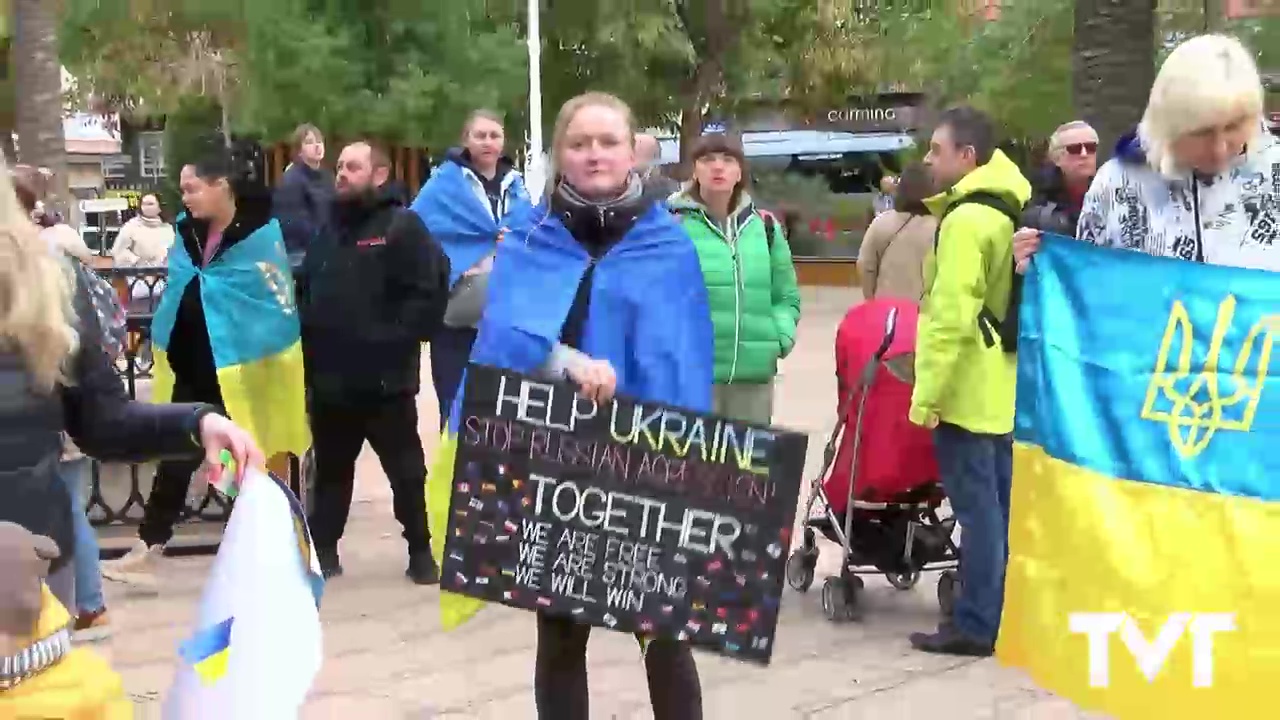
[568,358,617,403]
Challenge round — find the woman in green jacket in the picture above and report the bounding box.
[669,133,801,424]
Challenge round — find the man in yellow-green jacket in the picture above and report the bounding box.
[908,106,1031,657]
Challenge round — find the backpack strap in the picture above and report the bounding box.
[673,204,780,251]
[934,191,1021,248]
[933,192,1024,353]
[756,208,778,250]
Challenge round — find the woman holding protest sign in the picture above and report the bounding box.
[427,92,715,719]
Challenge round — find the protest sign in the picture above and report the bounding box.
[440,364,808,665]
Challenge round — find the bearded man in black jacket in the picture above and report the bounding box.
[300,141,450,584]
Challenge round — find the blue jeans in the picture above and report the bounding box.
[934,422,1012,644]
[56,457,105,614]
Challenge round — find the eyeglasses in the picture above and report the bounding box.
[1062,142,1098,156]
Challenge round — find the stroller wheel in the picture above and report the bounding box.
[938,569,961,617]
[802,527,817,552]
[886,570,921,591]
[786,549,817,592]
[821,576,861,622]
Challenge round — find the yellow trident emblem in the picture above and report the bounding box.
[1140,295,1280,458]
[257,261,295,315]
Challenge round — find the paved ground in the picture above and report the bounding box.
[93,288,1094,718]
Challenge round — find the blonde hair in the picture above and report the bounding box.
[544,92,636,198]
[0,159,77,392]
[1138,34,1264,178]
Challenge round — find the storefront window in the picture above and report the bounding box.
[752,152,897,259]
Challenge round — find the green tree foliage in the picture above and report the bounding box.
[160,93,221,208]
[59,0,528,148]
[526,0,809,160]
[872,0,1075,143]
[54,0,1275,167]
[237,1,527,148]
[749,0,892,110]
[59,0,260,115]
[533,0,690,132]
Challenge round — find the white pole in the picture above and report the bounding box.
[526,0,546,199]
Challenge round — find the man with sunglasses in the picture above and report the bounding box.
[1021,121,1098,236]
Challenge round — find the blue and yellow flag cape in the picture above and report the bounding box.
[426,201,715,629]
[999,234,1280,717]
[409,161,532,288]
[151,217,310,461]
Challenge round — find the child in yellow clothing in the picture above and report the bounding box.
[0,522,132,719]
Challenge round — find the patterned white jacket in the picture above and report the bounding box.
[1077,127,1280,271]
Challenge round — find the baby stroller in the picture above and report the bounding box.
[785,298,960,622]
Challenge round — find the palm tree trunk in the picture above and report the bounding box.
[1072,0,1156,163]
[0,131,17,164]
[1202,0,1224,32]
[13,0,70,212]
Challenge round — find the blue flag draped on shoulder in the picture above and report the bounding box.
[426,201,715,629]
[150,217,310,461]
[998,234,1280,718]
[410,162,532,288]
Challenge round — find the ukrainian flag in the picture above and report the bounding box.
[178,617,234,686]
[150,217,310,460]
[999,234,1280,717]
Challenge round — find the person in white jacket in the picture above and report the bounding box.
[110,193,175,267]
[1014,34,1279,272]
[37,210,95,265]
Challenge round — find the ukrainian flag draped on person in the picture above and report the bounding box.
[998,234,1280,718]
[410,160,532,288]
[150,216,310,461]
[425,201,715,630]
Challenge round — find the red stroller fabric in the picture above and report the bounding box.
[824,298,939,515]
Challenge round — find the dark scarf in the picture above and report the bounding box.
[549,174,649,257]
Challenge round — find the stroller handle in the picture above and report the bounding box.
[874,307,899,360]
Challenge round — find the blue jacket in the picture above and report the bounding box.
[272,161,334,255]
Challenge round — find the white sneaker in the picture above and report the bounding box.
[101,539,164,590]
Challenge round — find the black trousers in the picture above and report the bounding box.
[534,613,702,720]
[430,326,478,425]
[307,393,429,553]
[138,380,219,548]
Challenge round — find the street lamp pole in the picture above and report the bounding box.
[526,0,545,199]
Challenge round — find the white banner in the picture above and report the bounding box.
[163,469,324,719]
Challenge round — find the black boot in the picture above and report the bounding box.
[317,547,343,579]
[406,548,439,585]
[908,622,994,657]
